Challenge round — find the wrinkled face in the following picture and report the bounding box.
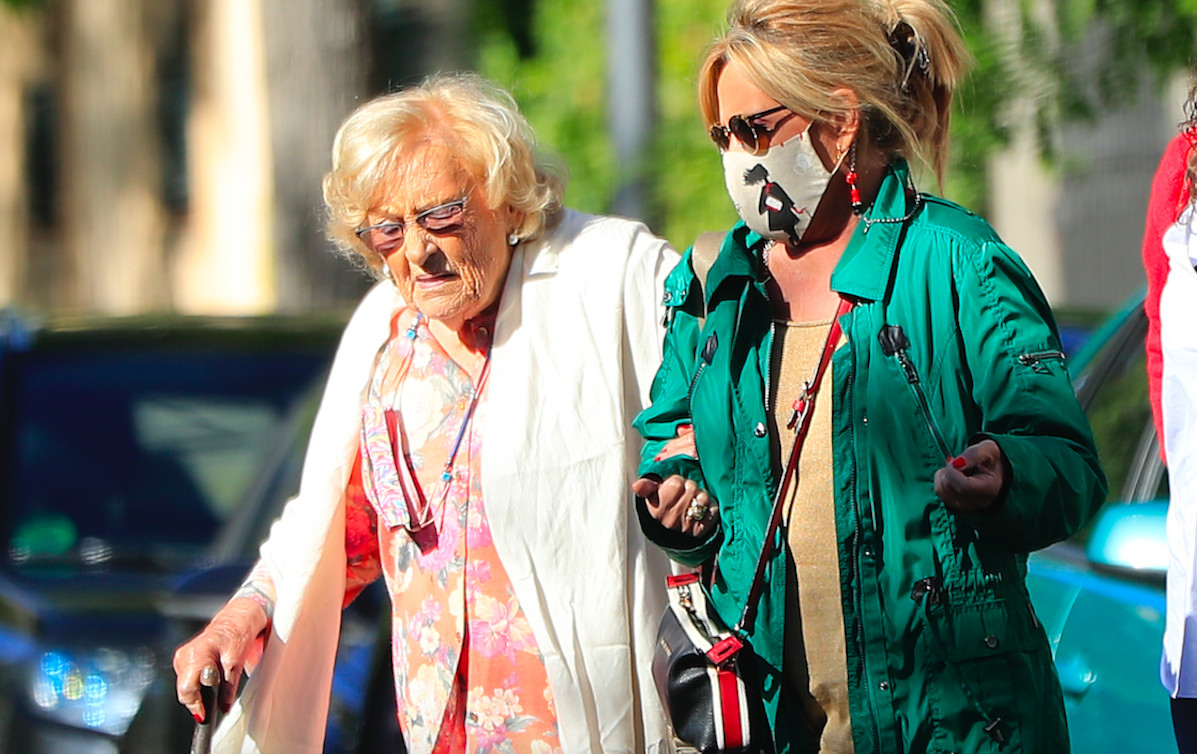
[369,143,514,330]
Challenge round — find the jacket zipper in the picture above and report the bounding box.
[879,325,952,461]
[1017,349,1065,374]
[687,332,719,403]
[686,362,707,403]
[844,323,882,750]
[849,325,890,754]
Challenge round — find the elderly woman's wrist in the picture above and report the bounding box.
[231,582,276,623]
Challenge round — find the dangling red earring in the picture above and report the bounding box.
[846,143,863,215]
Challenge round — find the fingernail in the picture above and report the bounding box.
[193,712,204,723]
[952,456,967,469]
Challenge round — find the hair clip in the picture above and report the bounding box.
[889,20,930,90]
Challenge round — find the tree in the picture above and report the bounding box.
[56,0,170,313]
[259,0,373,311]
[0,6,37,305]
[476,0,1197,250]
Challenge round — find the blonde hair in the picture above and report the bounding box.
[698,0,970,184]
[323,72,566,276]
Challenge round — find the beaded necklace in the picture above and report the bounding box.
[859,188,922,233]
[366,311,492,532]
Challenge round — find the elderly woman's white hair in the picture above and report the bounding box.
[323,72,567,276]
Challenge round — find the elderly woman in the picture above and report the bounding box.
[633,0,1107,752]
[173,73,678,754]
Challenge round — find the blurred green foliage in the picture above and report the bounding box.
[475,0,739,248]
[473,0,1197,252]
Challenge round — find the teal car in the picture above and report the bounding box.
[1026,293,1175,753]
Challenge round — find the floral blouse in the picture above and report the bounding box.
[342,307,561,754]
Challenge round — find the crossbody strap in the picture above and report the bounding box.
[690,232,725,327]
[735,296,853,634]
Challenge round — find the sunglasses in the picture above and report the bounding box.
[708,104,795,153]
[355,197,468,256]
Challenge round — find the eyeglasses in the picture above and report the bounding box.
[355,197,468,256]
[708,104,795,153]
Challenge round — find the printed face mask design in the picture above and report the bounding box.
[721,126,840,245]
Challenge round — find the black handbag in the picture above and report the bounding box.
[654,571,763,753]
[651,298,850,754]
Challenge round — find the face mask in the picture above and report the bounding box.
[721,126,840,245]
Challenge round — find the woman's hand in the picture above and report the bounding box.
[173,597,270,722]
[632,474,719,538]
[654,423,697,461]
[935,439,1007,515]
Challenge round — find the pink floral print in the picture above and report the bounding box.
[343,307,561,754]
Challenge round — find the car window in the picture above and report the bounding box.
[1075,306,1168,505]
[3,349,327,569]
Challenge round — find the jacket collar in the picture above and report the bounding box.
[702,161,918,307]
[525,208,589,277]
[830,160,917,303]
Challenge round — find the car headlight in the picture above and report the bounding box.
[26,646,157,736]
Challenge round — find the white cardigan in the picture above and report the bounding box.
[1162,205,1197,698]
[213,210,679,753]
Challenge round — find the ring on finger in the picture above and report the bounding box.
[686,499,709,523]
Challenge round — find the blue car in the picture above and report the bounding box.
[1026,294,1175,753]
[0,311,377,753]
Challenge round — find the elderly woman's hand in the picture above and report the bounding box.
[632,475,719,538]
[173,597,270,722]
[934,439,1008,515]
[653,423,697,462]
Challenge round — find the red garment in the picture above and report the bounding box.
[1143,131,1196,463]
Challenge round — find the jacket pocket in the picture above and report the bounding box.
[879,324,953,461]
[1016,349,1066,375]
[917,595,1065,753]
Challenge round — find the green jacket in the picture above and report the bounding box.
[634,162,1107,753]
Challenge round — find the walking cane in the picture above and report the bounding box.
[190,665,222,754]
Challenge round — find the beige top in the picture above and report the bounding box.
[770,318,854,753]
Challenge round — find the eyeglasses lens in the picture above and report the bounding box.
[418,203,465,232]
[363,223,404,255]
[357,200,466,255]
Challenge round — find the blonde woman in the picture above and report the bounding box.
[174,73,678,754]
[634,1,1107,751]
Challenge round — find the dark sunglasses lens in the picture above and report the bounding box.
[728,115,759,151]
[709,125,730,150]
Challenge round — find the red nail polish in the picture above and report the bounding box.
[193,712,204,723]
[952,456,967,469]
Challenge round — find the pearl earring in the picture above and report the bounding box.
[508,233,520,246]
